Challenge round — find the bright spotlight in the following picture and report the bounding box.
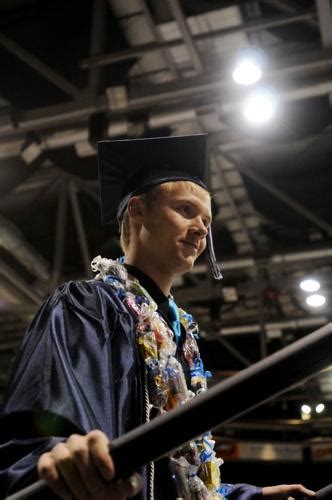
[306,294,326,307]
[232,60,262,86]
[315,403,325,414]
[300,278,320,293]
[301,404,311,415]
[243,89,277,124]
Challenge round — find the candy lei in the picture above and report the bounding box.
[91,256,224,500]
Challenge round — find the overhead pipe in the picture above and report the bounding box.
[192,246,332,275]
[218,316,328,337]
[0,107,196,159]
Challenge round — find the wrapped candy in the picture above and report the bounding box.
[183,331,200,367]
[165,356,190,409]
[169,456,191,498]
[179,441,200,468]
[196,434,223,496]
[137,328,158,359]
[145,357,168,408]
[188,475,210,499]
[198,461,222,492]
[91,255,128,281]
[190,358,211,395]
[123,294,141,317]
[92,258,224,498]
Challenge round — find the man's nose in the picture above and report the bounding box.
[191,217,208,238]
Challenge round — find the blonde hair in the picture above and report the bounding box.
[120,181,209,251]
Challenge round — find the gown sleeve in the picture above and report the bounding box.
[221,483,262,499]
[0,279,145,497]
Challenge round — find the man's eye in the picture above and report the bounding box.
[179,204,191,215]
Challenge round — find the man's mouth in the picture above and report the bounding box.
[180,240,198,251]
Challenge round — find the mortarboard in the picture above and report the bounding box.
[97,134,222,280]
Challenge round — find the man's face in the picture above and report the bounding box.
[139,182,212,276]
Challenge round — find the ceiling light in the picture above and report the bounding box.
[306,294,326,307]
[301,404,311,421]
[232,60,262,86]
[315,403,325,414]
[301,404,311,414]
[243,89,277,125]
[300,278,320,293]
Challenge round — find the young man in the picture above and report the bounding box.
[0,135,315,499]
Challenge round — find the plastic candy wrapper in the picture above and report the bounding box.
[210,493,224,500]
[198,433,213,461]
[190,358,211,395]
[151,317,176,357]
[198,461,222,492]
[123,294,141,317]
[188,475,210,499]
[179,309,198,334]
[165,356,191,409]
[137,328,158,359]
[145,357,168,408]
[179,441,200,470]
[140,301,157,322]
[169,456,191,498]
[183,331,200,367]
[191,373,208,394]
[91,255,128,281]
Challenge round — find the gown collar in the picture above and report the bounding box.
[124,264,169,307]
[123,264,172,323]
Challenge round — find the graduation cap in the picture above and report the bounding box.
[97,134,222,280]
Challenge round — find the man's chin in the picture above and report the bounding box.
[176,256,196,275]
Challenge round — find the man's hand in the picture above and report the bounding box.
[262,484,316,500]
[37,429,143,499]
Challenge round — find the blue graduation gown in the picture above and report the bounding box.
[0,278,261,499]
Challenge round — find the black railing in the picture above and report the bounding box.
[6,322,332,499]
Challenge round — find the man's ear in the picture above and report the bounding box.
[127,196,144,222]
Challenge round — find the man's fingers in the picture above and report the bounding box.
[51,442,89,499]
[37,452,72,500]
[88,430,115,481]
[66,434,104,496]
[108,473,143,499]
[37,430,134,499]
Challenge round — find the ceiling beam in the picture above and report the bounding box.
[50,181,68,290]
[0,32,80,98]
[68,180,92,278]
[87,0,108,102]
[261,0,318,29]
[217,151,332,237]
[167,0,204,74]
[316,0,332,46]
[135,0,179,78]
[211,155,256,253]
[81,10,315,69]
